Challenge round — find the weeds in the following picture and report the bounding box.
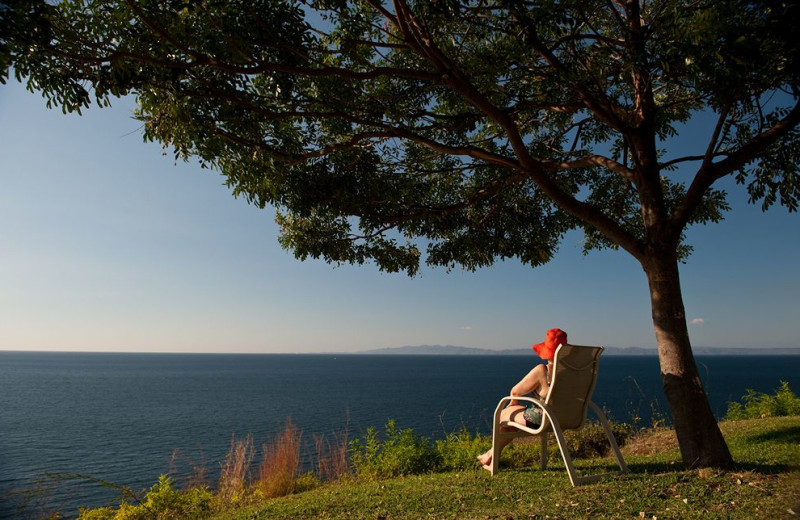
[564,421,633,458]
[169,446,208,491]
[349,420,441,479]
[75,413,636,518]
[257,418,301,498]
[216,435,254,507]
[313,430,350,481]
[77,475,212,520]
[74,380,797,519]
[435,428,489,471]
[725,381,800,420]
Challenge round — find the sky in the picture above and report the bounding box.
[1,80,799,353]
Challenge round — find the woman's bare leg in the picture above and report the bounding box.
[477,405,529,467]
[478,364,550,469]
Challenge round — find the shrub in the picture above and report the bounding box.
[293,472,321,493]
[349,420,441,479]
[725,381,800,420]
[499,440,544,469]
[563,421,633,459]
[77,507,116,520]
[435,428,490,471]
[77,475,212,520]
[348,417,632,477]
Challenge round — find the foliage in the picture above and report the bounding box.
[0,1,51,84]
[725,381,800,420]
[348,420,441,479]
[68,412,800,519]
[222,417,800,520]
[434,428,490,472]
[8,0,800,273]
[348,417,633,476]
[563,421,633,459]
[292,472,321,494]
[77,475,212,520]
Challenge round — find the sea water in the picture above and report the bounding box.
[1,352,798,518]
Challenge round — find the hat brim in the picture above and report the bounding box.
[533,341,556,360]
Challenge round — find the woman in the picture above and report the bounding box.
[476,328,567,471]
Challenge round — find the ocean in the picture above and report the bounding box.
[1,351,798,518]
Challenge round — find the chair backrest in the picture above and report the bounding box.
[542,344,604,431]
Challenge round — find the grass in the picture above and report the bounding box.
[206,416,800,520]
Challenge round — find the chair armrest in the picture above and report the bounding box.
[493,394,546,417]
[493,395,558,436]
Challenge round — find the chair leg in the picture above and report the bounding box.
[588,401,629,474]
[490,435,500,475]
[540,433,548,470]
[546,418,579,486]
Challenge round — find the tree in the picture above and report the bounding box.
[7,0,800,468]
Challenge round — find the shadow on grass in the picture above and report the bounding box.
[734,462,800,474]
[746,425,800,445]
[621,460,800,477]
[530,457,800,479]
[501,459,680,478]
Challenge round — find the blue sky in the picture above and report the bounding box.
[1,80,798,353]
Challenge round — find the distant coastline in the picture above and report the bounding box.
[357,345,800,356]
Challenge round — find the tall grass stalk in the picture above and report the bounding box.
[169,447,208,490]
[313,430,350,481]
[216,435,254,506]
[257,418,302,498]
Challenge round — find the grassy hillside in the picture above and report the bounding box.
[208,416,799,520]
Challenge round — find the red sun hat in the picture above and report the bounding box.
[532,328,568,360]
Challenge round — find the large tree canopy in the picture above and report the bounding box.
[5,0,800,468]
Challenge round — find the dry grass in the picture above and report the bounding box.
[313,431,350,482]
[169,447,209,490]
[622,427,679,456]
[257,418,302,498]
[200,418,352,509]
[217,435,255,504]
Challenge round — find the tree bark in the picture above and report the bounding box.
[643,249,734,469]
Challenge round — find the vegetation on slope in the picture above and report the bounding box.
[16,382,790,519]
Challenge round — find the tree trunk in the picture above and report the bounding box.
[643,250,734,469]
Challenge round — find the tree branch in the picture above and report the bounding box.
[673,99,800,229]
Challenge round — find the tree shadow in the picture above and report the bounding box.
[746,424,800,445]
[621,459,800,477]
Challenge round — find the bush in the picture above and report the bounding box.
[725,381,800,420]
[435,428,490,471]
[499,440,545,469]
[292,472,321,493]
[348,417,632,477]
[349,420,441,479]
[563,421,633,459]
[77,475,212,520]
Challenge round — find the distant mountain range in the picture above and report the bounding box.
[357,344,800,356]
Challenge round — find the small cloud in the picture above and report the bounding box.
[460,326,474,331]
[690,318,705,325]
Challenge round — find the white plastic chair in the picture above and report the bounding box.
[488,343,629,486]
